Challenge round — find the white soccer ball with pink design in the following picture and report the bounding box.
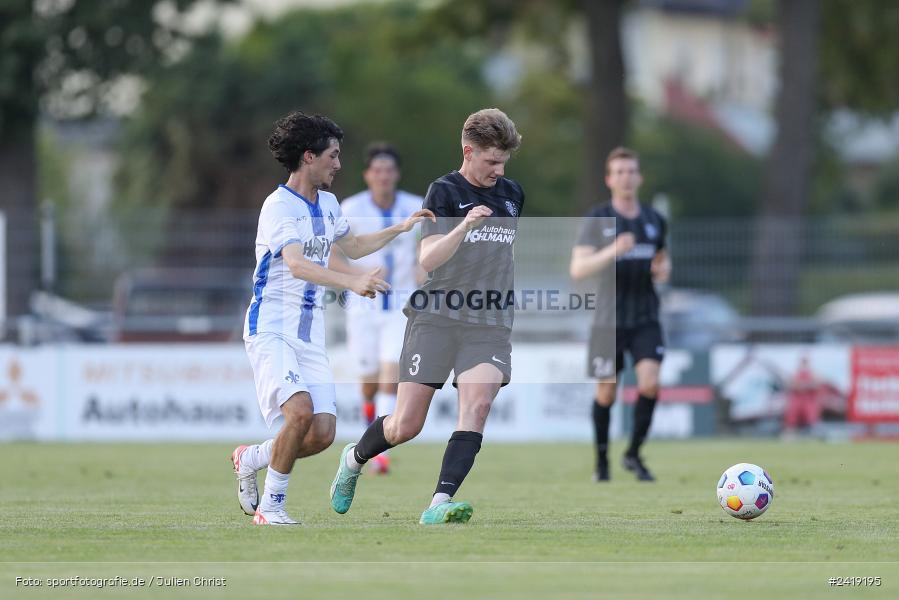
[717,463,775,520]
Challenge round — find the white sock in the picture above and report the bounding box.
[345,447,363,472]
[375,392,396,417]
[260,467,290,511]
[429,493,451,508]
[241,439,274,472]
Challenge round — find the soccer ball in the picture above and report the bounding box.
[716,463,775,520]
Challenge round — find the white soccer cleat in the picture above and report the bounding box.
[253,506,301,526]
[230,445,258,516]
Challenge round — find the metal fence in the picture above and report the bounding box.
[670,217,899,314]
[4,207,899,342]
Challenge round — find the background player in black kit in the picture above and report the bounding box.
[330,108,523,524]
[570,147,671,482]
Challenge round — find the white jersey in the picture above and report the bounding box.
[244,184,349,343]
[340,190,423,314]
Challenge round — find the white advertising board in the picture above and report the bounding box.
[1,343,695,441]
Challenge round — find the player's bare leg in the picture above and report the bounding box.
[254,392,314,525]
[237,412,331,520]
[593,379,617,482]
[296,413,336,458]
[622,359,660,482]
[420,363,501,525]
[330,382,434,514]
[234,411,332,514]
[380,381,434,444]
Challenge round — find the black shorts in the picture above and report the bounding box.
[587,322,665,379]
[399,312,512,389]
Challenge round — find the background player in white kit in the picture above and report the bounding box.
[337,143,424,474]
[230,112,434,525]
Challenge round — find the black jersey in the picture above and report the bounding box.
[576,202,667,328]
[404,170,524,329]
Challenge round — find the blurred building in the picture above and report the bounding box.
[624,0,776,115]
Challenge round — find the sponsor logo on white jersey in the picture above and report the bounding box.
[303,237,332,261]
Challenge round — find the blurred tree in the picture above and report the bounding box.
[634,117,762,219]
[819,0,899,116]
[580,0,628,213]
[114,3,490,267]
[0,0,228,317]
[505,69,583,217]
[871,157,899,212]
[425,0,628,213]
[745,0,899,116]
[749,0,820,317]
[742,0,899,315]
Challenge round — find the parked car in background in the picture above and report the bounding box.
[816,292,899,343]
[659,287,742,350]
[510,284,742,347]
[14,291,112,345]
[111,269,249,342]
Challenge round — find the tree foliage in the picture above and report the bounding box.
[635,117,762,218]
[819,0,899,116]
[1,0,229,137]
[0,0,229,317]
[115,3,492,213]
[424,0,628,212]
[745,0,899,117]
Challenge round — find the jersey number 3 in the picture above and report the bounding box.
[409,353,421,376]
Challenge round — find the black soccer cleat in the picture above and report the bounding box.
[622,454,655,482]
[593,459,610,482]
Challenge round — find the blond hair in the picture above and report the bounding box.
[462,108,521,152]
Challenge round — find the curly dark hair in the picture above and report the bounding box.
[363,142,401,170]
[268,111,344,172]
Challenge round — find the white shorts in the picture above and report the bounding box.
[346,309,407,375]
[244,332,337,428]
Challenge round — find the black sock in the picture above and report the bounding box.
[592,401,610,465]
[353,416,394,464]
[433,431,483,498]
[627,394,657,457]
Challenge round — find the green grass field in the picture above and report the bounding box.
[3,440,898,599]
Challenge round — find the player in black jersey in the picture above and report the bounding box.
[570,147,671,482]
[330,108,524,524]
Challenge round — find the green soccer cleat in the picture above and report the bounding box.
[330,443,362,514]
[419,501,474,525]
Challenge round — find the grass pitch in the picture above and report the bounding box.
[3,440,898,598]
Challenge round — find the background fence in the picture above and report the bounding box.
[4,207,899,343]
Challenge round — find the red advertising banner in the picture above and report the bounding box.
[622,386,714,404]
[848,347,899,423]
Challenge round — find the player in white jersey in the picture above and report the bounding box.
[337,143,424,474]
[230,112,434,525]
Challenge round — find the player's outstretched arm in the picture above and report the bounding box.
[337,209,436,259]
[651,249,671,283]
[282,243,388,298]
[569,233,634,280]
[328,247,366,277]
[418,205,492,272]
